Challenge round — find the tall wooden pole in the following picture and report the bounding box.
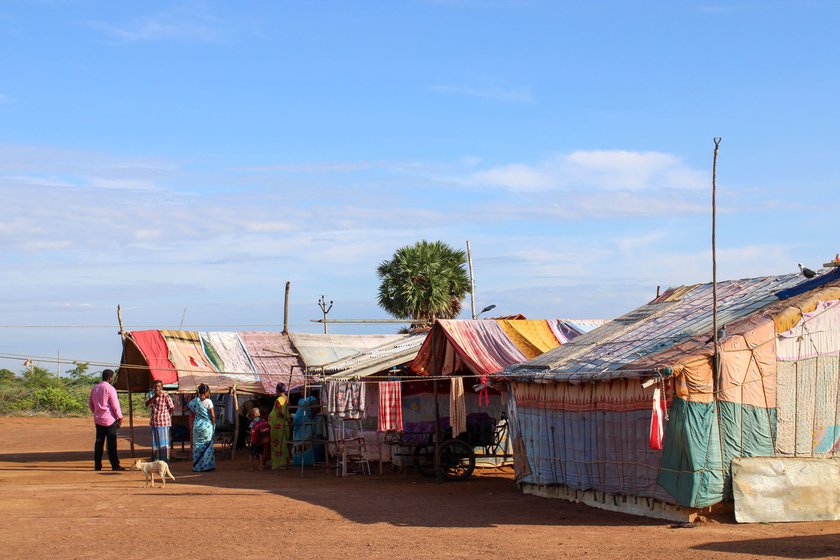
[433,378,442,483]
[117,305,136,457]
[712,138,722,391]
[283,281,291,334]
[467,240,477,320]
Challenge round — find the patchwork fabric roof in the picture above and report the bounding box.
[289,333,407,371]
[507,268,840,383]
[118,330,304,394]
[410,318,608,378]
[322,333,428,379]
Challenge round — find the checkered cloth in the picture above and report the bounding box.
[378,381,403,432]
[151,426,171,461]
[149,393,174,427]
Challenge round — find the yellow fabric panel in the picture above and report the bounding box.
[496,320,561,360]
[772,287,840,333]
[160,329,200,343]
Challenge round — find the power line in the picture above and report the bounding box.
[0,323,329,329]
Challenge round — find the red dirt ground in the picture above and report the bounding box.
[0,417,838,560]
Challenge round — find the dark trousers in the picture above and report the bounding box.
[94,422,120,470]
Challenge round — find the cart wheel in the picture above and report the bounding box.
[413,443,436,477]
[436,439,475,481]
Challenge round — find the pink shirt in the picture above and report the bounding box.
[89,382,123,426]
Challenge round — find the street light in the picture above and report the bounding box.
[476,304,496,318]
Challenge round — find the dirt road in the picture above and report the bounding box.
[0,417,837,559]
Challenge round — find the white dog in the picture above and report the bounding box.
[131,459,175,488]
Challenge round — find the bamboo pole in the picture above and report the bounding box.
[231,387,240,461]
[433,378,442,483]
[712,137,721,390]
[117,305,136,458]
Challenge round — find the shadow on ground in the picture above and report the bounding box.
[693,534,840,558]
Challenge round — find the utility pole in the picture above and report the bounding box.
[318,295,333,334]
[283,281,291,334]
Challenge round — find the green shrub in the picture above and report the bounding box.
[0,385,29,415]
[0,369,16,385]
[31,386,87,414]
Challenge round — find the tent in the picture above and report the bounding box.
[312,319,607,474]
[504,268,840,519]
[410,318,606,378]
[117,330,304,394]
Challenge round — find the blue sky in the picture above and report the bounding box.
[2,0,839,372]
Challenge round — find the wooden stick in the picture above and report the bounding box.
[231,387,239,461]
[433,378,441,483]
[127,384,135,458]
[712,137,721,390]
[117,305,136,457]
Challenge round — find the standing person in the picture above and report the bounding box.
[88,369,125,471]
[186,383,216,472]
[145,380,175,463]
[248,409,270,471]
[268,383,291,470]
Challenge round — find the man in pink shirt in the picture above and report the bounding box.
[88,369,125,471]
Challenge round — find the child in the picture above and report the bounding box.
[248,409,271,471]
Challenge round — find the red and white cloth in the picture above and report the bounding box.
[649,387,666,450]
[378,381,403,432]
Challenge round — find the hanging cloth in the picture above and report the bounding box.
[324,381,365,419]
[649,386,666,450]
[450,377,467,437]
[476,374,490,407]
[378,381,403,432]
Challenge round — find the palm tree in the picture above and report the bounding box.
[377,240,471,323]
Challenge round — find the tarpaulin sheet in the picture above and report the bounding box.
[160,330,220,392]
[777,300,840,361]
[324,333,427,379]
[130,330,178,386]
[201,331,259,382]
[511,379,675,503]
[289,333,405,369]
[240,331,306,393]
[411,320,527,377]
[497,320,561,359]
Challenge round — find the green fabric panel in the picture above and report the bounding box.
[718,401,777,499]
[201,337,224,373]
[658,397,724,508]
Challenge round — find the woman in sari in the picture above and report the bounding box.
[268,382,291,470]
[187,383,216,472]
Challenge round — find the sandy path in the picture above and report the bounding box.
[0,417,837,559]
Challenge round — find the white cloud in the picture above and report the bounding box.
[133,229,163,242]
[82,3,245,44]
[85,176,161,191]
[430,84,534,103]
[459,150,707,192]
[0,93,15,104]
